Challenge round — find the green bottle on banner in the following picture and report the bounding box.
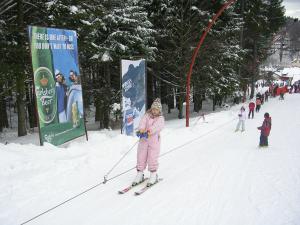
[29,26,58,128]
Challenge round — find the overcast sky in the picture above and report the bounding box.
[283,0,300,19]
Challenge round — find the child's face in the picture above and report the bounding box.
[151,108,160,116]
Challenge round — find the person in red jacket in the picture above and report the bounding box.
[257,112,272,148]
[248,100,255,119]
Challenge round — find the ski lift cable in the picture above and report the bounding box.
[20,181,104,225]
[160,118,236,158]
[103,140,139,183]
[20,116,236,225]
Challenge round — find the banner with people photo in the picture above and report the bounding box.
[121,59,146,136]
[28,26,87,146]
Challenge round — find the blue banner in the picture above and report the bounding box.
[121,60,146,136]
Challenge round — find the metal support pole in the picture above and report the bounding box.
[186,0,237,127]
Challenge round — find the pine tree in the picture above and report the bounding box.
[194,1,244,111]
[89,0,156,128]
[144,0,210,118]
[0,0,49,135]
[240,0,285,99]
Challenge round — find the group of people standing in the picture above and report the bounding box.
[289,82,300,94]
[248,92,268,119]
[235,92,272,148]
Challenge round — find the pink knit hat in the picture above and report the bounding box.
[151,98,162,112]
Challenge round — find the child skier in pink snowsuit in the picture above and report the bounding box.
[132,98,165,187]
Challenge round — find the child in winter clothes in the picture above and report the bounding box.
[248,101,255,119]
[255,98,261,112]
[279,91,284,100]
[235,106,247,132]
[132,98,165,187]
[257,112,272,147]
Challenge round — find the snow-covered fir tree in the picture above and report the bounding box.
[240,0,285,98]
[192,1,244,111]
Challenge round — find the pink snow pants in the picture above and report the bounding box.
[136,114,164,172]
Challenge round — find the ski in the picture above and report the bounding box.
[134,178,163,196]
[118,178,148,194]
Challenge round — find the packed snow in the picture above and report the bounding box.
[1,94,300,225]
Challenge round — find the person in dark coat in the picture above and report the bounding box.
[255,98,261,112]
[264,91,269,102]
[257,112,272,148]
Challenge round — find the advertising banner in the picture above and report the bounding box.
[121,59,146,136]
[28,26,86,146]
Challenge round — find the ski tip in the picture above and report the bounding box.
[134,178,163,196]
[118,187,131,194]
[146,178,163,187]
[118,179,148,195]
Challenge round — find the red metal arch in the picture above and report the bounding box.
[186,0,237,127]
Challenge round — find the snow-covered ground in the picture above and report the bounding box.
[1,94,300,225]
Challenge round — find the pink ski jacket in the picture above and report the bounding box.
[136,113,165,172]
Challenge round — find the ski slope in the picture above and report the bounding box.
[1,94,300,225]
